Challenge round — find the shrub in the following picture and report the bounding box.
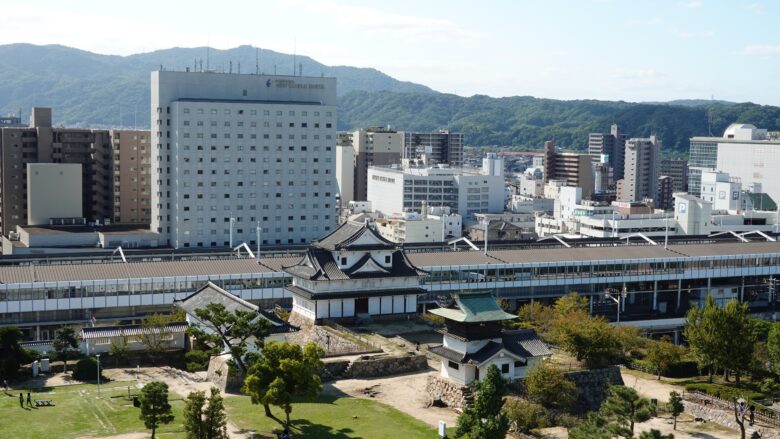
[684,383,765,401]
[73,357,101,382]
[504,399,548,433]
[185,350,211,372]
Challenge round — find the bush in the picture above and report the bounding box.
[504,399,548,433]
[684,383,765,401]
[73,357,102,382]
[185,350,211,372]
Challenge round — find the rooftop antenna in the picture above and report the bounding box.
[229,61,233,74]
[299,62,302,77]
[238,62,241,74]
[274,64,277,75]
[193,58,197,72]
[199,59,203,72]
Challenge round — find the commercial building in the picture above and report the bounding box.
[349,127,403,201]
[543,141,594,199]
[619,135,661,203]
[111,130,152,224]
[660,159,688,193]
[689,124,780,199]
[402,130,463,168]
[26,163,83,226]
[656,176,674,210]
[367,154,505,217]
[589,124,629,180]
[0,114,23,127]
[374,209,462,244]
[0,108,146,237]
[335,142,355,207]
[150,70,338,248]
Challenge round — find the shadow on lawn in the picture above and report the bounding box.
[290,419,356,439]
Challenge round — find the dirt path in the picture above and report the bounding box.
[325,370,458,428]
[620,370,684,401]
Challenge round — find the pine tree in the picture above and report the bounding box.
[204,387,229,439]
[183,390,206,439]
[600,385,653,438]
[140,381,175,439]
[454,365,510,439]
[668,391,684,430]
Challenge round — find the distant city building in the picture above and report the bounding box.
[589,124,629,180]
[374,209,462,244]
[111,130,151,224]
[150,70,337,248]
[674,193,712,235]
[660,158,688,193]
[335,142,355,206]
[0,114,23,127]
[543,140,594,199]
[0,108,149,237]
[619,135,660,203]
[656,176,674,210]
[689,124,780,199]
[401,130,464,168]
[348,127,404,201]
[367,154,505,217]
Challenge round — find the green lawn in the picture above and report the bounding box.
[0,382,186,439]
[226,394,445,439]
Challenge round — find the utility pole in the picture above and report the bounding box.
[767,276,779,313]
[605,286,628,325]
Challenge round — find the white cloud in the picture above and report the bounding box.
[743,44,780,55]
[685,1,703,8]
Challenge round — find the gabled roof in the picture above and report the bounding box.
[502,329,552,358]
[429,292,517,323]
[428,328,551,365]
[283,248,426,281]
[81,322,188,340]
[313,220,396,251]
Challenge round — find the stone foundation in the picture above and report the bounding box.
[684,400,780,439]
[565,366,624,413]
[207,355,244,394]
[426,375,472,411]
[286,312,375,356]
[348,353,428,379]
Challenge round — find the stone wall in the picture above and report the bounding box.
[286,312,377,356]
[426,375,472,411]
[319,354,429,381]
[207,355,244,394]
[565,366,624,413]
[684,400,780,439]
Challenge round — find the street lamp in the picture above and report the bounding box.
[96,354,101,398]
[605,286,628,325]
[229,217,236,248]
[482,217,491,255]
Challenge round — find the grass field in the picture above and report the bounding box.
[225,394,446,439]
[0,382,186,439]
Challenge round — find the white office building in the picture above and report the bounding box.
[150,70,338,248]
[367,154,505,217]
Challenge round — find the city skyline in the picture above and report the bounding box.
[1,0,779,105]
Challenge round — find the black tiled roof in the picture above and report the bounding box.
[428,345,464,362]
[313,221,396,251]
[502,329,552,357]
[286,284,427,300]
[283,248,426,281]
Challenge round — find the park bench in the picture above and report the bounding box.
[34,399,53,407]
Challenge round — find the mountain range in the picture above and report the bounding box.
[2,44,779,152]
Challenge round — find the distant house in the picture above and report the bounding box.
[82,322,188,355]
[427,292,551,385]
[174,281,296,351]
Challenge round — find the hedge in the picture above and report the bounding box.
[684,383,765,401]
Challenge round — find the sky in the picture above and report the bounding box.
[1,0,779,105]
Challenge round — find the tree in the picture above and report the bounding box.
[189,303,272,374]
[668,391,684,430]
[109,335,129,367]
[556,311,623,367]
[138,314,176,365]
[455,365,510,439]
[684,295,722,382]
[719,300,756,386]
[768,323,780,375]
[568,412,611,439]
[140,381,175,439]
[516,301,555,339]
[733,398,749,439]
[638,430,674,439]
[646,336,683,380]
[524,361,576,410]
[52,326,80,373]
[204,387,229,439]
[600,385,653,438]
[242,341,324,427]
[0,326,28,380]
[183,390,206,439]
[503,399,547,434]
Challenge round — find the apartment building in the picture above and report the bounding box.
[367,154,505,217]
[660,158,688,193]
[543,140,594,199]
[401,130,464,167]
[150,70,338,248]
[111,130,152,224]
[588,124,629,180]
[619,135,660,203]
[349,127,403,201]
[0,108,114,235]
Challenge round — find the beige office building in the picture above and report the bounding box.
[111,130,152,224]
[351,127,403,201]
[543,140,594,199]
[619,135,661,203]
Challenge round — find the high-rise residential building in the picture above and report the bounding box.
[689,124,780,202]
[0,108,119,236]
[656,176,674,210]
[350,127,403,201]
[111,130,152,224]
[619,135,660,202]
[150,70,337,249]
[588,124,629,180]
[401,130,464,167]
[335,142,355,207]
[543,140,594,199]
[660,158,688,193]
[367,154,505,217]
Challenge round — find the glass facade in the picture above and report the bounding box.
[688,140,718,197]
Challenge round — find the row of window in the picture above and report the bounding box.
[177,108,333,117]
[181,120,331,129]
[181,132,332,140]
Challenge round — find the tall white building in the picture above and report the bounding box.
[150,71,338,248]
[620,135,661,202]
[366,154,505,217]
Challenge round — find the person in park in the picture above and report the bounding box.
[26,392,32,407]
[19,393,23,408]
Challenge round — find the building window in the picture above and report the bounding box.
[385,255,391,264]
[341,257,347,265]
[514,360,527,368]
[501,363,509,374]
[448,361,460,370]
